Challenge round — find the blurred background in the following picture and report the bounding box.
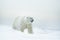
[0,0,60,40]
[0,0,60,30]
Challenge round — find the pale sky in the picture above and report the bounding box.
[0,0,60,19]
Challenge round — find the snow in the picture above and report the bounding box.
[0,25,60,40]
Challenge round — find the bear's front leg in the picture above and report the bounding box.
[27,24,33,34]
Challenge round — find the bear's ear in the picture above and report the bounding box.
[26,17,30,19]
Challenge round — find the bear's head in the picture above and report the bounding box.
[27,17,34,23]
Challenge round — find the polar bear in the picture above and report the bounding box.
[13,16,34,34]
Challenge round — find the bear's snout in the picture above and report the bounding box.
[31,19,34,23]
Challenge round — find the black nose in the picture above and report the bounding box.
[31,19,34,22]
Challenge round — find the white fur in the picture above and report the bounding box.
[13,16,33,34]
